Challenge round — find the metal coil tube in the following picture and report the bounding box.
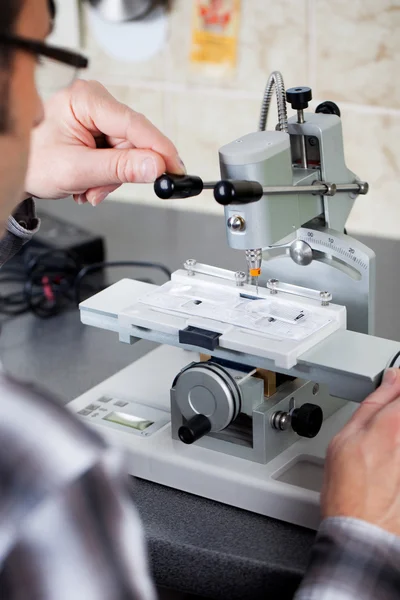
[258,71,288,133]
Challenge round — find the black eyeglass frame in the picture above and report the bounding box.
[0,34,89,69]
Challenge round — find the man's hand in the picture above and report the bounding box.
[322,368,400,536]
[25,80,185,206]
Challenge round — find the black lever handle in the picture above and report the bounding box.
[214,180,264,206]
[178,414,212,444]
[154,173,204,199]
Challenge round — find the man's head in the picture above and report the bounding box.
[0,0,54,229]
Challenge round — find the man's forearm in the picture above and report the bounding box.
[294,517,400,600]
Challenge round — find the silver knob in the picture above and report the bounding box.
[227,215,246,232]
[235,271,246,287]
[268,278,279,294]
[290,240,313,266]
[184,259,197,276]
[271,411,291,431]
[320,291,330,306]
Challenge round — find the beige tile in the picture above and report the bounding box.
[235,0,308,92]
[81,5,167,86]
[166,0,308,92]
[166,89,263,179]
[102,85,166,132]
[342,109,400,238]
[314,0,400,107]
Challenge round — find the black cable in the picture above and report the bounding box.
[73,260,172,306]
[0,250,171,319]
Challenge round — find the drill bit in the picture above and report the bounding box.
[245,248,262,295]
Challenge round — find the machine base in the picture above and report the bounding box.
[68,344,355,530]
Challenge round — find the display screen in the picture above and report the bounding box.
[104,411,154,431]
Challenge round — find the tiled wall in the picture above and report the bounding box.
[80,0,400,239]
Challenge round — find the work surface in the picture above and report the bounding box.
[4,198,391,599]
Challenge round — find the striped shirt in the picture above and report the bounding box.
[295,517,400,599]
[0,372,156,600]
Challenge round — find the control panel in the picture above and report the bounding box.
[77,395,170,438]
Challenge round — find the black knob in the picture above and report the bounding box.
[178,414,212,444]
[154,174,203,199]
[291,403,323,439]
[214,180,263,206]
[286,86,312,110]
[315,101,341,117]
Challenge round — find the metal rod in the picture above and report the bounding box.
[203,182,220,190]
[297,110,308,169]
[261,181,368,197]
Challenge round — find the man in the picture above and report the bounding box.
[0,1,399,599]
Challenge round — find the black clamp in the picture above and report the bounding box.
[179,326,222,351]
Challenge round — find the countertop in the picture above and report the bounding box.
[0,200,320,599]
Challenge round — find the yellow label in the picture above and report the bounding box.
[190,0,241,69]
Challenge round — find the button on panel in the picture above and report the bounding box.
[78,408,92,417]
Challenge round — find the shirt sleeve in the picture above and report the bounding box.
[294,517,400,600]
[0,198,40,267]
[0,449,157,600]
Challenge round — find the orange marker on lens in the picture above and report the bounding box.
[249,268,261,278]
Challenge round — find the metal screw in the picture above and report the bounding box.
[320,291,330,306]
[235,271,246,287]
[271,411,291,431]
[228,215,246,232]
[312,384,320,396]
[268,278,279,295]
[358,181,369,195]
[324,182,337,197]
[308,136,317,147]
[184,259,197,276]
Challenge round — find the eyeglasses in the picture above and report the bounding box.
[0,34,89,94]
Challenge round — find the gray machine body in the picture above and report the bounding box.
[171,361,344,464]
[219,114,356,250]
[168,107,377,461]
[219,112,374,335]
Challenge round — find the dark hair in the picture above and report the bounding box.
[0,0,56,132]
[0,0,24,131]
[49,0,56,20]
